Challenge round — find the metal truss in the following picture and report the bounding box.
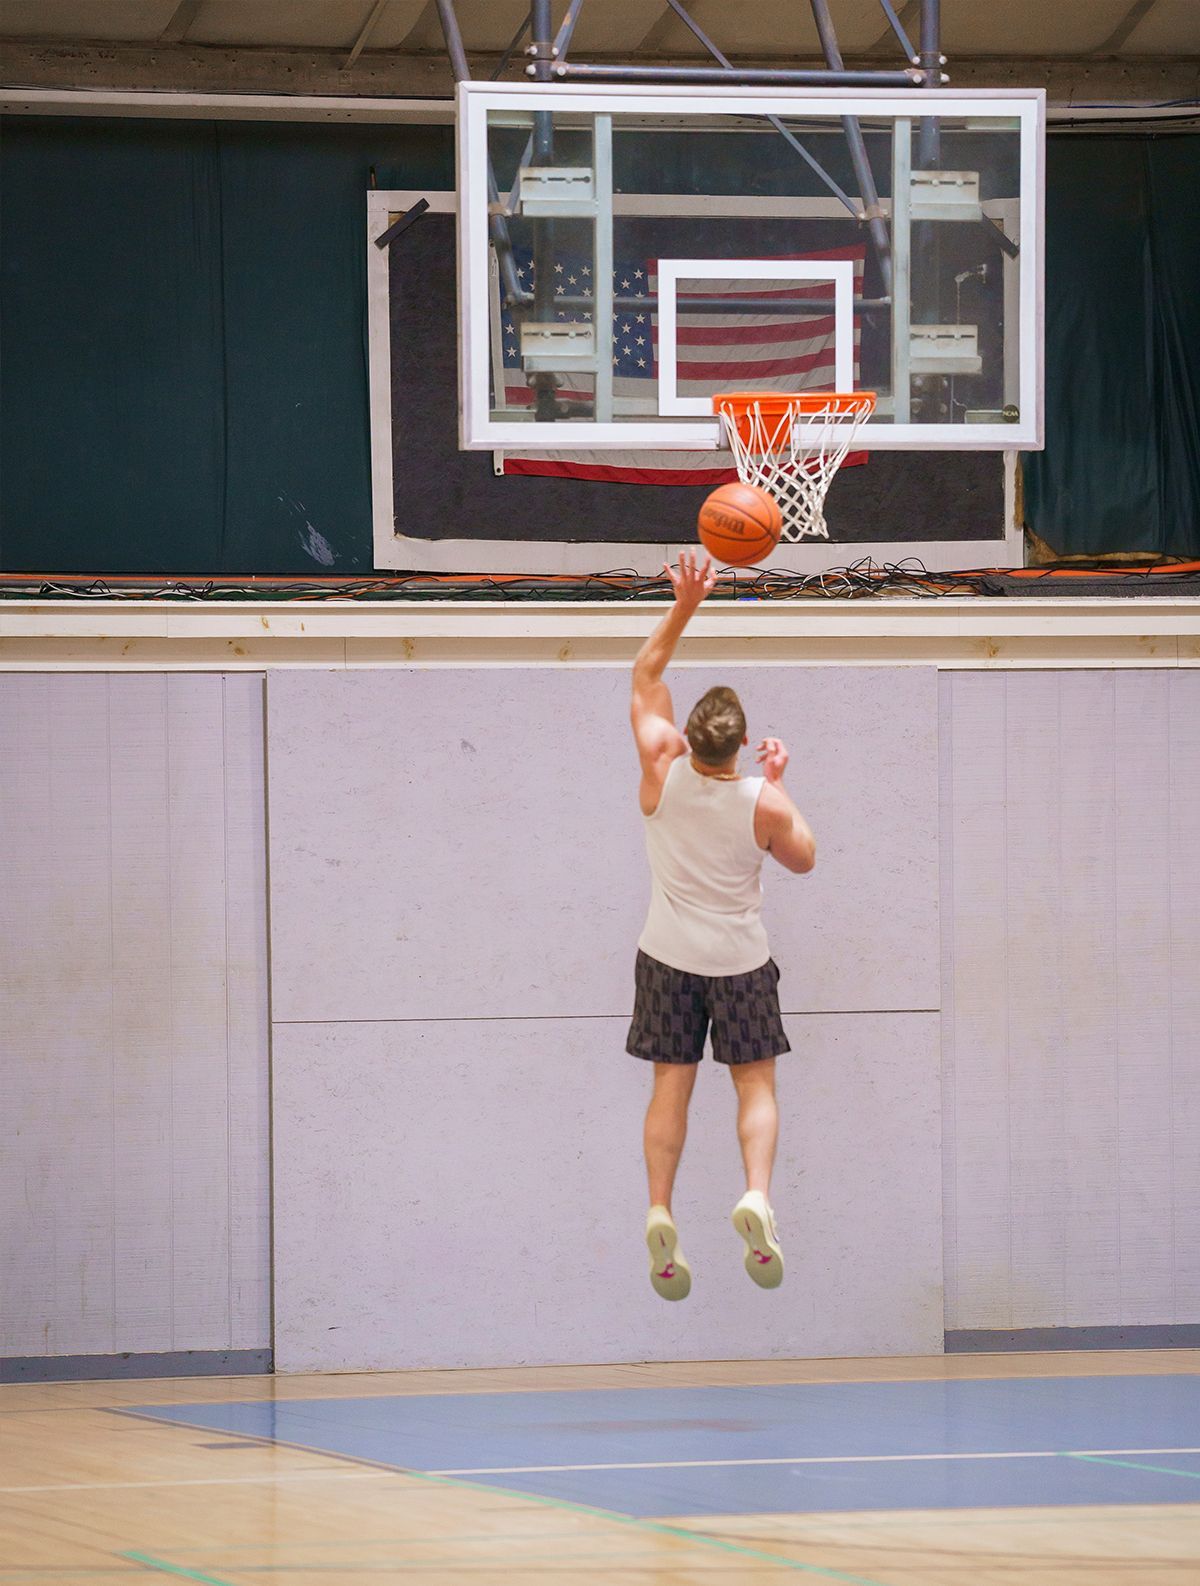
[434,0,947,291]
[433,0,956,420]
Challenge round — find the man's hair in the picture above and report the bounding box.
[686,686,746,765]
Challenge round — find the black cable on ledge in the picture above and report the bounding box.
[1,562,1198,603]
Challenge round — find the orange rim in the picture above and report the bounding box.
[714,390,876,447]
[715,390,876,418]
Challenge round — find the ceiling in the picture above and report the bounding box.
[1,0,1198,61]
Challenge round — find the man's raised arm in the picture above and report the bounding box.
[630,551,716,763]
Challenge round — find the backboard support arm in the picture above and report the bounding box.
[807,0,894,293]
[661,0,862,220]
[436,0,531,310]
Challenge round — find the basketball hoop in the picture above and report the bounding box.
[714,391,877,542]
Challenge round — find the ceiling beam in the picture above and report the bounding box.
[158,0,204,44]
[1,90,458,122]
[5,88,1192,126]
[0,39,1195,103]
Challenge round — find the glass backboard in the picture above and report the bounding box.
[458,83,1043,452]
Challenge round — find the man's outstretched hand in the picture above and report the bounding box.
[664,550,717,613]
[756,737,789,785]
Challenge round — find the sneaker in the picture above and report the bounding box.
[731,1190,783,1289]
[645,1205,692,1301]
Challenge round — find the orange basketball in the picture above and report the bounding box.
[697,481,782,567]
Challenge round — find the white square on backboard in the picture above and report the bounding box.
[656,258,857,416]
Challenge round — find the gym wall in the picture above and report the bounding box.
[3,665,1198,1373]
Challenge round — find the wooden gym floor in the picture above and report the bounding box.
[2,1351,1198,1585]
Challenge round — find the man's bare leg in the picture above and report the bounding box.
[644,1062,698,1300]
[730,1056,778,1195]
[729,1057,783,1287]
[644,1061,698,1211]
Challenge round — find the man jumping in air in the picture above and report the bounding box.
[627,551,816,1301]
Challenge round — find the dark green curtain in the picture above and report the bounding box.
[0,117,452,575]
[1023,135,1200,558]
[1,122,227,570]
[2,118,1197,572]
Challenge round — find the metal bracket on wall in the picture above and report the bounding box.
[373,197,429,250]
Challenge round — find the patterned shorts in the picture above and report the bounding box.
[626,950,791,1067]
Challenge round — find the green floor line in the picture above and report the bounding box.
[398,1465,896,1585]
[120,1554,238,1586]
[116,1413,895,1585]
[1066,1452,1200,1482]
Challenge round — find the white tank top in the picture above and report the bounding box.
[638,756,770,977]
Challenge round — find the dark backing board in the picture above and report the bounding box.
[388,216,1004,549]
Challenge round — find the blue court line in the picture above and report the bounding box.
[110,1420,897,1586]
[125,1374,1200,1519]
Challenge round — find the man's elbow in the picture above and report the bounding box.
[769,834,815,874]
[792,841,816,875]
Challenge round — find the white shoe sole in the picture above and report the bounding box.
[732,1199,784,1289]
[646,1214,692,1302]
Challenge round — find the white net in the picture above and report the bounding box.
[715,392,876,542]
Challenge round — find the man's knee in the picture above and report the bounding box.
[651,1062,698,1106]
[729,1056,776,1091]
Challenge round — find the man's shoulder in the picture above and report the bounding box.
[643,733,689,769]
[644,740,688,786]
[753,779,790,839]
[639,742,688,816]
[755,778,786,813]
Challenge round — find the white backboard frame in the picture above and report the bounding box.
[459,81,1044,453]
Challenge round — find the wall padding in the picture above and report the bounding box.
[272,1012,942,1371]
[940,670,1200,1330]
[266,667,939,1021]
[266,665,941,1370]
[0,675,270,1358]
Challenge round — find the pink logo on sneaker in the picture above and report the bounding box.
[657,1263,676,1279]
[753,1250,773,1265]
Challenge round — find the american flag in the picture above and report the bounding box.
[499,245,866,485]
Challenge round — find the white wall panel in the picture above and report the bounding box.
[109,675,175,1349]
[223,676,273,1346]
[1113,674,1175,1323]
[1057,673,1120,1323]
[941,670,1200,1330]
[1005,673,1070,1326]
[0,675,270,1360]
[1169,672,1200,1320]
[165,678,235,1345]
[267,667,941,1370]
[940,672,1010,1326]
[273,1012,941,1372]
[266,667,939,1023]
